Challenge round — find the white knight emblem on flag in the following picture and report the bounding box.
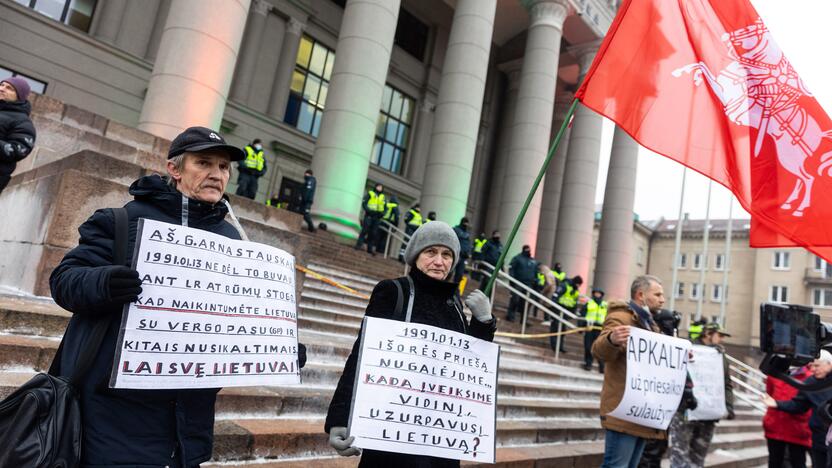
[672,18,832,217]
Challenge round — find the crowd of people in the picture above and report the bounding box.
[2,81,827,467]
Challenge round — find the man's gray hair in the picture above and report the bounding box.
[166,154,186,188]
[630,275,662,299]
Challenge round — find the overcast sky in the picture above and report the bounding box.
[592,0,832,222]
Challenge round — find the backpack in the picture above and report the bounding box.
[0,207,128,468]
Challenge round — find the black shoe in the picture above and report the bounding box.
[582,364,591,371]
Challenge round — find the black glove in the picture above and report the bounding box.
[104,265,142,306]
[298,343,307,369]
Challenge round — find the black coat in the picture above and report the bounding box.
[325,268,497,468]
[480,239,503,266]
[49,174,241,467]
[453,225,472,258]
[0,99,36,190]
[302,174,316,204]
[508,252,537,286]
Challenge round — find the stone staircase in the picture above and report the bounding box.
[0,262,768,467]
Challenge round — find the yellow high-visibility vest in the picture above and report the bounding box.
[552,270,566,282]
[383,202,398,221]
[243,145,265,171]
[558,283,579,308]
[474,238,487,254]
[689,323,704,340]
[407,209,423,226]
[536,272,546,287]
[367,191,386,212]
[586,299,608,326]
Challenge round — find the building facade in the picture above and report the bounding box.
[647,218,831,348]
[1,0,631,268]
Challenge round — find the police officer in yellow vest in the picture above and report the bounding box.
[354,183,386,255]
[398,203,423,262]
[584,288,608,372]
[552,262,566,290]
[552,275,583,354]
[375,195,399,254]
[236,139,267,199]
[688,319,706,341]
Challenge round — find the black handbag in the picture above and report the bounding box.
[0,207,129,468]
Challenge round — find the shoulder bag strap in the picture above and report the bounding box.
[393,279,404,320]
[404,276,415,323]
[67,207,129,386]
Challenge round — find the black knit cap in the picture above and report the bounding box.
[168,126,245,161]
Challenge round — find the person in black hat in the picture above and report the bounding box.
[49,126,307,467]
[0,76,36,195]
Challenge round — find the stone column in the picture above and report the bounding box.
[230,0,271,104]
[594,126,639,298]
[138,0,250,140]
[310,0,400,238]
[405,98,435,185]
[419,0,497,223]
[90,0,127,44]
[483,60,521,233]
[496,0,569,257]
[552,40,604,282]
[535,92,574,265]
[144,0,172,62]
[267,17,305,120]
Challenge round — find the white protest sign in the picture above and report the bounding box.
[110,218,301,389]
[348,317,499,463]
[608,326,691,430]
[687,345,727,421]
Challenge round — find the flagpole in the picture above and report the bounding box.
[669,168,687,313]
[696,180,712,321]
[719,196,733,326]
[483,99,579,296]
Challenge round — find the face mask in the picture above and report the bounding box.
[254,144,262,151]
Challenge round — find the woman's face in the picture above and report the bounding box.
[416,245,454,280]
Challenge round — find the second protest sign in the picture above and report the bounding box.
[348,317,499,463]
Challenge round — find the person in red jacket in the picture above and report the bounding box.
[764,365,812,468]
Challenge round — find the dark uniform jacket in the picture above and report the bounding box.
[49,175,241,467]
[480,239,502,267]
[453,225,472,258]
[0,98,36,190]
[325,267,496,467]
[508,252,537,286]
[302,174,316,204]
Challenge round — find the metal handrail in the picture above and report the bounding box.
[475,261,581,322]
[378,220,411,259]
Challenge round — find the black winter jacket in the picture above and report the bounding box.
[0,99,36,189]
[453,225,472,258]
[508,252,537,286]
[302,174,316,204]
[325,267,497,468]
[49,174,241,467]
[480,239,503,267]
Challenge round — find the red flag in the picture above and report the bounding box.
[576,0,832,262]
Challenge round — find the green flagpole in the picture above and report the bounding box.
[483,98,580,296]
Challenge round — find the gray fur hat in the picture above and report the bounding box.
[404,221,460,271]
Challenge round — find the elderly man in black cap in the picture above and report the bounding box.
[0,76,36,195]
[49,126,307,467]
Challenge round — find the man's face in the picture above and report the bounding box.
[813,360,832,379]
[167,151,231,204]
[592,292,603,301]
[375,184,383,193]
[0,82,18,102]
[638,281,665,312]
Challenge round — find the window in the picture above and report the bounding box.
[690,283,700,300]
[675,282,684,299]
[813,289,832,308]
[712,284,724,302]
[693,253,705,270]
[772,251,791,270]
[0,66,47,94]
[636,246,644,266]
[714,253,725,271]
[16,0,97,32]
[284,35,335,138]
[372,84,414,174]
[394,9,429,61]
[770,285,788,303]
[815,255,826,272]
[677,253,687,268]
